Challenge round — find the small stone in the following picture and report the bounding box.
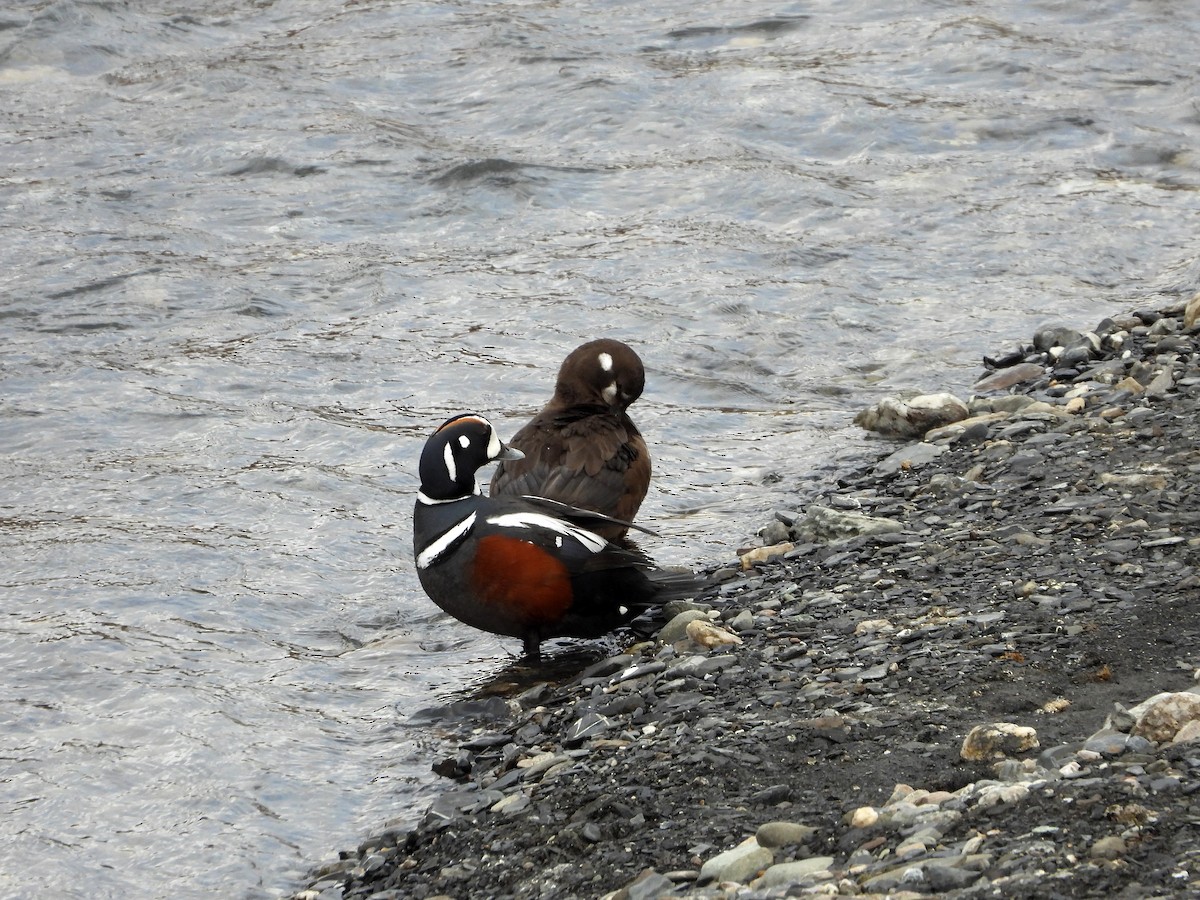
[725,610,756,633]
[1089,835,1127,860]
[564,713,612,746]
[1144,368,1175,397]
[755,821,817,848]
[973,362,1045,393]
[658,610,711,644]
[1083,728,1133,757]
[621,868,675,900]
[848,806,879,828]
[739,542,794,569]
[791,505,903,542]
[872,441,947,477]
[685,618,744,647]
[490,792,530,816]
[1172,720,1200,744]
[854,393,969,439]
[960,723,1039,761]
[924,864,982,891]
[756,857,835,889]
[699,836,773,885]
[1114,375,1145,395]
[1099,472,1167,491]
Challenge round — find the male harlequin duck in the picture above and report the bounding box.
[490,338,650,541]
[413,414,698,662]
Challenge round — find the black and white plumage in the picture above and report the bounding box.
[413,414,699,662]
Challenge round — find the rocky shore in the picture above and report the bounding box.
[297,296,1200,899]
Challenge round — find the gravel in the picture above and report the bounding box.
[296,296,1200,899]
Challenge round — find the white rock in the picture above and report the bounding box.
[1129,691,1200,742]
[854,393,969,439]
[699,836,773,884]
[960,723,1039,761]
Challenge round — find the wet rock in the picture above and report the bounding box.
[1185,291,1200,329]
[872,441,947,477]
[854,393,970,439]
[973,361,1046,392]
[788,504,903,543]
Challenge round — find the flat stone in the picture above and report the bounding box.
[873,442,947,477]
[754,821,817,848]
[699,836,773,885]
[756,856,835,889]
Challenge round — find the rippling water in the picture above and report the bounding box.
[2,0,1198,896]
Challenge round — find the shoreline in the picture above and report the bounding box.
[297,296,1200,899]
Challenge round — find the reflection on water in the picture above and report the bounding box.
[2,0,1198,895]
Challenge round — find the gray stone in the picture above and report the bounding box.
[658,610,712,644]
[754,821,817,848]
[924,864,983,891]
[756,856,835,888]
[699,837,773,884]
[623,868,675,900]
[872,442,947,477]
[791,504,903,543]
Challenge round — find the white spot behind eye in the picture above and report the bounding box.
[602,383,618,404]
[598,352,613,372]
[458,435,471,448]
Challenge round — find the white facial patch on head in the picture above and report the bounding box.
[598,352,613,372]
[485,423,503,459]
[486,512,608,553]
[443,442,457,482]
[602,383,618,404]
[458,434,471,448]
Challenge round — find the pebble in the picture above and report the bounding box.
[697,836,773,884]
[754,821,817,848]
[854,393,970,438]
[960,723,1040,761]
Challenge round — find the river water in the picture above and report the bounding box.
[2,0,1198,896]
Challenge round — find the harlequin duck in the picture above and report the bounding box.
[414,414,698,662]
[490,339,650,541]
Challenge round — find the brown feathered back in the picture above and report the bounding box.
[491,339,651,540]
